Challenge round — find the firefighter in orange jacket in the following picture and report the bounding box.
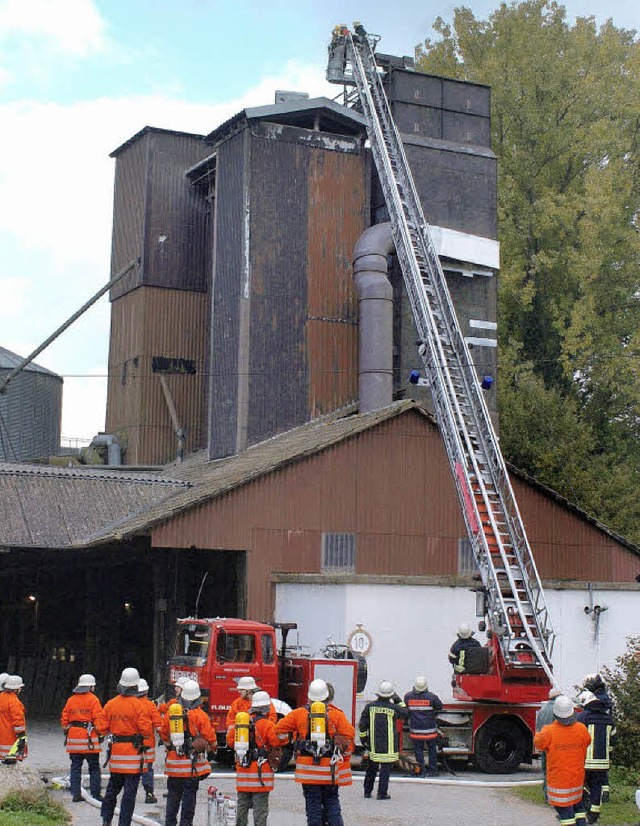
[275,679,354,826]
[158,675,189,717]
[228,690,281,826]
[137,678,163,804]
[226,676,277,731]
[95,667,153,826]
[60,673,103,801]
[534,694,591,826]
[160,679,216,826]
[0,675,26,764]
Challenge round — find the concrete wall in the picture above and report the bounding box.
[275,579,640,709]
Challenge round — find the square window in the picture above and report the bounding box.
[458,538,476,576]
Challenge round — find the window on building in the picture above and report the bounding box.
[261,634,275,665]
[458,538,477,576]
[322,533,356,572]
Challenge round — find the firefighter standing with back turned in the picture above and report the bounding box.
[275,678,354,826]
[359,680,407,800]
[137,677,162,804]
[404,674,442,777]
[0,675,27,765]
[576,690,616,824]
[160,678,216,826]
[60,673,103,802]
[95,666,152,826]
[534,694,591,826]
[228,690,281,826]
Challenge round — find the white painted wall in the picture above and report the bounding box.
[275,581,640,710]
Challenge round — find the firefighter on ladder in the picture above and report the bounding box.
[228,690,281,826]
[0,675,27,765]
[60,673,103,802]
[95,667,153,826]
[160,679,216,826]
[275,678,354,826]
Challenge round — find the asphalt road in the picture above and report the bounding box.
[27,717,562,825]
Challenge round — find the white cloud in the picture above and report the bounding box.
[0,56,335,440]
[0,0,109,57]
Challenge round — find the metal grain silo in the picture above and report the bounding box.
[0,346,63,462]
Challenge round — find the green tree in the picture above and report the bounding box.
[416,2,640,542]
[602,636,640,769]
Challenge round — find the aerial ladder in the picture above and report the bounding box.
[328,26,556,701]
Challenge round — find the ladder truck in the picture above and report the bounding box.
[328,25,558,772]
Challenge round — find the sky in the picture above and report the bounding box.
[0,0,638,444]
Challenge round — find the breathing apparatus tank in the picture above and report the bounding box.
[309,701,327,749]
[168,702,185,751]
[234,711,251,761]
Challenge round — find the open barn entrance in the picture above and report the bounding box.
[0,541,246,714]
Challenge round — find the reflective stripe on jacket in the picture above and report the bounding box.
[229,716,280,793]
[576,706,615,770]
[404,690,442,740]
[359,699,407,762]
[160,705,216,779]
[60,692,102,754]
[95,695,152,775]
[534,720,591,807]
[0,691,26,759]
[275,705,355,786]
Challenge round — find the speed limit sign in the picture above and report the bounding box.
[347,624,372,657]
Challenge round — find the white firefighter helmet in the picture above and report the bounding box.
[4,675,24,690]
[413,675,428,692]
[175,676,191,689]
[548,687,563,699]
[0,673,9,689]
[576,690,597,708]
[137,678,150,695]
[250,691,271,711]
[237,676,259,692]
[553,695,575,719]
[119,667,140,688]
[377,680,395,698]
[181,679,201,702]
[457,623,473,639]
[74,674,96,691]
[308,679,329,702]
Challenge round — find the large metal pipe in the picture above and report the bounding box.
[90,434,122,466]
[353,223,395,413]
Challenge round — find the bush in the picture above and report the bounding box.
[602,635,640,770]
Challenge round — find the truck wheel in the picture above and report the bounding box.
[474,719,526,774]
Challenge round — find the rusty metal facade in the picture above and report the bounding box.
[150,410,636,621]
[105,287,209,465]
[208,121,368,459]
[106,127,212,464]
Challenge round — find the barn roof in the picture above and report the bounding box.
[1,400,638,560]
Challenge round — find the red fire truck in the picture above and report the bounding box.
[167,617,365,753]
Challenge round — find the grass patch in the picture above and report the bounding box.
[0,790,70,825]
[513,767,640,825]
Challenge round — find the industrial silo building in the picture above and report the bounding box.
[0,346,63,462]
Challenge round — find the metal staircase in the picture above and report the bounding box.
[328,29,555,681]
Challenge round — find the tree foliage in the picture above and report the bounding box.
[602,636,640,769]
[416,1,640,543]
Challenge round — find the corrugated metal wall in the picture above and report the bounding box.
[106,287,208,465]
[0,370,62,461]
[151,410,638,621]
[208,122,368,459]
[106,129,211,464]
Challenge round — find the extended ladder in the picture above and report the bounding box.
[330,30,555,681]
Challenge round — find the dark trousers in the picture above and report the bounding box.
[165,775,200,826]
[101,772,140,826]
[141,764,154,792]
[554,799,586,825]
[585,769,606,813]
[69,752,101,798]
[302,784,343,826]
[363,761,391,797]
[412,738,438,773]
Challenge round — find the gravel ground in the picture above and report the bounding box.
[25,717,560,825]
